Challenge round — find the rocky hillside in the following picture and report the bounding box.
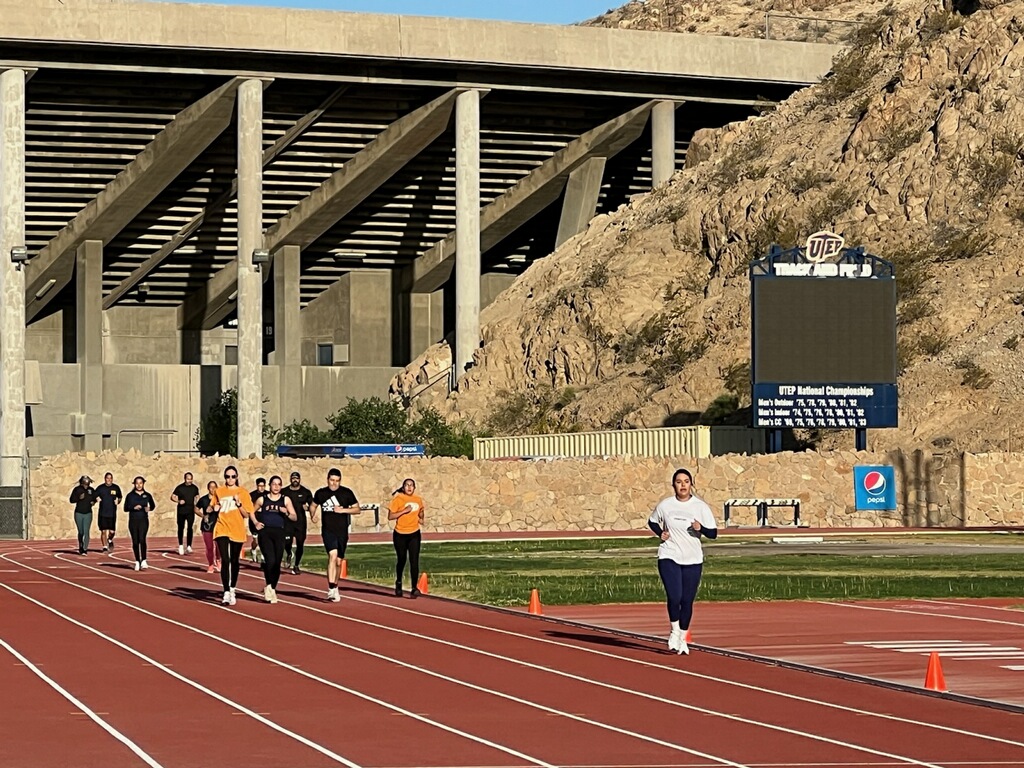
[393,1,1024,453]
[582,0,909,42]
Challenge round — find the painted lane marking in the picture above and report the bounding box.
[0,637,165,768]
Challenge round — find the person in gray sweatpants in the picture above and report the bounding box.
[69,475,98,555]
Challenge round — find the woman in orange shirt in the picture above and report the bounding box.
[212,465,256,606]
[388,478,425,598]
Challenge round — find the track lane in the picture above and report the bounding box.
[151,549,1024,764]
[42,549,1024,768]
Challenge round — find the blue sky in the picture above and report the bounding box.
[176,0,619,25]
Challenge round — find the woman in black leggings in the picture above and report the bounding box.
[388,478,425,598]
[252,475,298,604]
[123,476,156,571]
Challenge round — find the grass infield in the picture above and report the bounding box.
[299,534,1024,607]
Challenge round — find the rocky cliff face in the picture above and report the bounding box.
[393,1,1024,453]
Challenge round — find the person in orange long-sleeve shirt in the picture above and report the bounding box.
[212,465,256,606]
[388,478,425,598]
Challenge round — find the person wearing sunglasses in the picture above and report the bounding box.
[212,465,256,605]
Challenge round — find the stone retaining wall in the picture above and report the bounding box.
[34,448,1015,540]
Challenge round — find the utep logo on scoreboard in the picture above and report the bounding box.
[853,465,896,510]
[805,231,845,263]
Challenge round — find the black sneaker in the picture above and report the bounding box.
[291,566,300,576]
[394,584,403,597]
[410,588,421,599]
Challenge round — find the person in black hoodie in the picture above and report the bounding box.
[69,476,98,555]
[124,476,156,571]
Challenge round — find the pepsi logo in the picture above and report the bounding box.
[863,470,886,496]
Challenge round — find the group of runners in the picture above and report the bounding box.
[68,467,428,606]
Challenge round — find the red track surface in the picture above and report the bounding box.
[3,539,1024,768]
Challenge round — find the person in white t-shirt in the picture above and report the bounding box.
[648,468,718,655]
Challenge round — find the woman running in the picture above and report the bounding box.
[212,465,255,606]
[197,480,221,574]
[252,475,298,603]
[123,476,156,571]
[648,468,717,655]
[69,475,98,555]
[388,478,425,598]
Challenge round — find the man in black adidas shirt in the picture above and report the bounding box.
[282,471,312,575]
[310,468,361,602]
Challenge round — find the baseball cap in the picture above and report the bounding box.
[290,471,301,480]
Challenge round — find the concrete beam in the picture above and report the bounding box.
[184,88,460,329]
[413,100,656,292]
[0,68,26,486]
[103,84,342,310]
[25,77,245,322]
[554,156,606,250]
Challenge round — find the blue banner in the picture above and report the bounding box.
[853,465,897,511]
[276,444,425,458]
[753,383,898,429]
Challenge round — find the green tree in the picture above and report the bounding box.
[194,387,276,456]
[326,397,410,444]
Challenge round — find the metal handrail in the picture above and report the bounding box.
[764,11,866,42]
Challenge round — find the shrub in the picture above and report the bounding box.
[955,360,994,390]
[932,225,994,262]
[814,47,880,106]
[918,330,950,356]
[887,245,931,300]
[877,120,922,162]
[712,131,771,186]
[617,313,670,364]
[195,388,277,457]
[485,386,579,436]
[967,151,1016,202]
[920,9,964,44]
[722,360,751,400]
[789,167,834,195]
[582,261,610,289]
[897,296,934,324]
[699,394,741,425]
[806,185,858,232]
[1003,334,1019,351]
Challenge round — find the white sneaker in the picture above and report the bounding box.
[141,560,148,570]
[178,545,184,555]
[328,587,340,603]
[668,630,680,652]
[222,590,231,605]
[677,638,690,656]
[186,545,193,554]
[264,585,273,603]
[228,591,237,606]
[134,561,141,571]
[269,586,278,604]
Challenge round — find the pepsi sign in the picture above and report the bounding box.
[853,465,896,510]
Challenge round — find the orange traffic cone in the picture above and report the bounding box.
[528,588,542,615]
[340,559,348,579]
[416,572,429,595]
[924,652,947,692]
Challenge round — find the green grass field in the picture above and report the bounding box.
[297,533,1024,607]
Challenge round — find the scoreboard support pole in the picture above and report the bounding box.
[855,428,867,451]
[767,429,783,453]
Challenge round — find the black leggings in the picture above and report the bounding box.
[177,511,195,547]
[129,517,149,562]
[215,538,243,591]
[284,525,307,568]
[258,527,285,588]
[657,560,703,628]
[393,530,421,588]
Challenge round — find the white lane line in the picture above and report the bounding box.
[37,552,751,768]
[821,601,1024,629]
[151,549,1024,754]
[98,553,953,768]
[0,580,363,768]
[0,637,165,768]
[1002,666,1024,671]
[916,599,1024,616]
[2,553,554,768]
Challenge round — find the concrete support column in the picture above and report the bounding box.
[75,240,104,451]
[273,244,301,425]
[0,69,26,485]
[236,79,264,458]
[454,89,480,378]
[410,290,444,360]
[555,156,606,249]
[347,271,392,366]
[651,101,677,188]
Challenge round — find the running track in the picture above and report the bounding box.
[2,541,1024,768]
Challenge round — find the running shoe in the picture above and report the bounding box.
[186,545,193,554]
[677,638,690,656]
[394,584,403,598]
[410,588,421,599]
[328,587,340,602]
[269,587,278,604]
[109,539,115,551]
[134,561,141,572]
[291,566,300,576]
[215,563,221,572]
[178,545,184,555]
[228,590,237,606]
[222,590,231,605]
[264,585,273,603]
[667,630,681,653]
[141,560,148,570]
[206,564,215,573]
